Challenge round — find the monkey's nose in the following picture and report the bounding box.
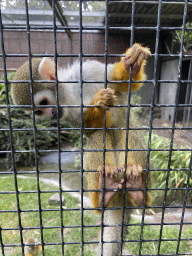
[51,108,57,119]
[51,107,63,119]
[58,108,63,119]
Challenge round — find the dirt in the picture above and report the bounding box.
[142,116,192,148]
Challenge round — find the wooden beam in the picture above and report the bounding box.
[47,0,72,40]
[108,13,184,20]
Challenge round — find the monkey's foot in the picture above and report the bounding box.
[98,165,123,209]
[119,164,144,206]
[94,88,116,110]
[123,43,151,75]
[120,164,142,179]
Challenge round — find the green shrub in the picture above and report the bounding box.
[0,72,15,104]
[0,108,80,168]
[130,94,144,117]
[146,133,192,203]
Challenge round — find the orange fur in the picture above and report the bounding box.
[112,44,149,92]
[83,44,151,133]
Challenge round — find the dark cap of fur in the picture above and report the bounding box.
[11,58,51,106]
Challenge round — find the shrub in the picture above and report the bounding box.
[146,133,192,203]
[0,72,15,104]
[0,108,80,168]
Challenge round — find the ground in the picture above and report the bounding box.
[1,116,192,254]
[142,116,192,148]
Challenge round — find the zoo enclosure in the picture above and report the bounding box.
[0,0,192,255]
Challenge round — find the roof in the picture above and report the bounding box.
[1,1,192,33]
[107,1,192,27]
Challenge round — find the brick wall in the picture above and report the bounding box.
[0,30,156,103]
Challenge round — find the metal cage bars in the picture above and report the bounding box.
[0,0,192,256]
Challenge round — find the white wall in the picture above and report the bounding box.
[159,59,179,122]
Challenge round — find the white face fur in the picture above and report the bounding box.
[33,90,59,118]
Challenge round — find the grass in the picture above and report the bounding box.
[0,176,99,256]
[1,175,192,255]
[125,219,192,255]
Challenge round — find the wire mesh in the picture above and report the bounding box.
[0,0,192,256]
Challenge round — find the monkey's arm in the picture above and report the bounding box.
[111,43,151,93]
[83,44,151,132]
[83,88,115,133]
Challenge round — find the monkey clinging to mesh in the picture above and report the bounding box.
[11,43,151,256]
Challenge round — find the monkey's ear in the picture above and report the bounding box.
[39,57,56,80]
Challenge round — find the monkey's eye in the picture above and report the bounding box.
[35,110,43,116]
[40,99,48,105]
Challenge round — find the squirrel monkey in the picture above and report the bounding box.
[25,237,42,256]
[11,43,151,256]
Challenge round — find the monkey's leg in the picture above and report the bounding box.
[98,170,144,256]
[119,169,144,206]
[115,129,152,207]
[97,165,134,255]
[85,130,130,256]
[112,43,151,92]
[85,130,139,256]
[102,172,145,256]
[112,129,149,206]
[84,130,117,213]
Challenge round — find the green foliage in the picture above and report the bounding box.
[146,133,192,203]
[174,22,192,51]
[0,72,15,105]
[130,93,147,118]
[125,219,191,254]
[2,0,105,12]
[0,176,98,256]
[130,93,142,105]
[0,107,82,168]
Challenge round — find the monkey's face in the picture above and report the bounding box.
[11,57,64,120]
[34,90,63,119]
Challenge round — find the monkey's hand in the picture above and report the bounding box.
[98,165,124,210]
[93,88,116,110]
[83,88,115,131]
[120,164,144,206]
[123,43,151,76]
